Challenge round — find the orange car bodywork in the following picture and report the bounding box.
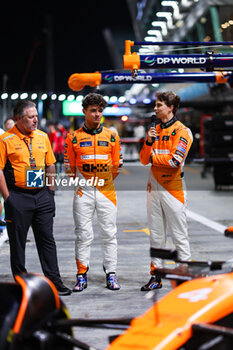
[107,273,233,350]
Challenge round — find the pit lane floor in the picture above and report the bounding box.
[0,163,232,349]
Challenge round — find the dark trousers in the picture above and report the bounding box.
[4,187,62,285]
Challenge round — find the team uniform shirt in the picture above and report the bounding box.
[64,124,123,205]
[0,126,56,189]
[140,117,193,203]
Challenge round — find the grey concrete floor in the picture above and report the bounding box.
[0,163,232,349]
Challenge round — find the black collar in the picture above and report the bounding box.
[82,124,103,135]
[160,116,177,129]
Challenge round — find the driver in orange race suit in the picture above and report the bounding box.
[140,91,193,291]
[64,93,123,292]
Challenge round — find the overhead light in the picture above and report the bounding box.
[41,93,48,100]
[121,115,129,122]
[103,96,109,103]
[139,47,152,53]
[76,95,83,101]
[156,12,174,29]
[151,21,168,36]
[146,30,163,41]
[51,94,57,100]
[176,20,184,28]
[144,36,158,42]
[109,96,118,103]
[147,29,161,35]
[221,23,229,29]
[129,98,137,104]
[1,93,8,100]
[20,93,28,100]
[200,17,207,24]
[144,36,157,42]
[180,0,193,7]
[118,96,126,103]
[143,98,152,104]
[58,94,66,101]
[67,94,75,101]
[31,93,38,100]
[161,1,183,20]
[11,93,19,100]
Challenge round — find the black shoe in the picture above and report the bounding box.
[141,276,162,291]
[54,282,72,296]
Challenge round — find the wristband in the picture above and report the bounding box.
[146,140,153,146]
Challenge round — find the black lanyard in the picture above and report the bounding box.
[23,137,36,168]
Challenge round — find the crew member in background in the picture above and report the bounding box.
[0,118,15,228]
[0,100,71,296]
[48,121,58,153]
[4,117,15,131]
[55,122,67,174]
[140,91,193,291]
[64,93,123,292]
[0,127,5,229]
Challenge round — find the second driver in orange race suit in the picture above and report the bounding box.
[64,93,123,292]
[140,91,193,291]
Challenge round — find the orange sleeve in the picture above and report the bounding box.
[140,136,153,165]
[0,138,7,170]
[111,133,123,179]
[152,128,193,168]
[64,133,76,177]
[45,135,56,166]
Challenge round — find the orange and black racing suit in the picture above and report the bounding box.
[64,124,123,274]
[140,117,193,271]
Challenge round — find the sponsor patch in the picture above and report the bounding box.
[80,137,92,141]
[177,145,186,153]
[153,149,170,154]
[80,141,92,147]
[171,157,180,167]
[98,141,109,147]
[83,163,109,172]
[180,137,188,144]
[111,135,115,142]
[72,137,77,144]
[155,135,160,141]
[169,159,177,168]
[175,150,185,157]
[178,141,187,150]
[81,154,108,160]
[174,154,183,163]
[162,135,170,141]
